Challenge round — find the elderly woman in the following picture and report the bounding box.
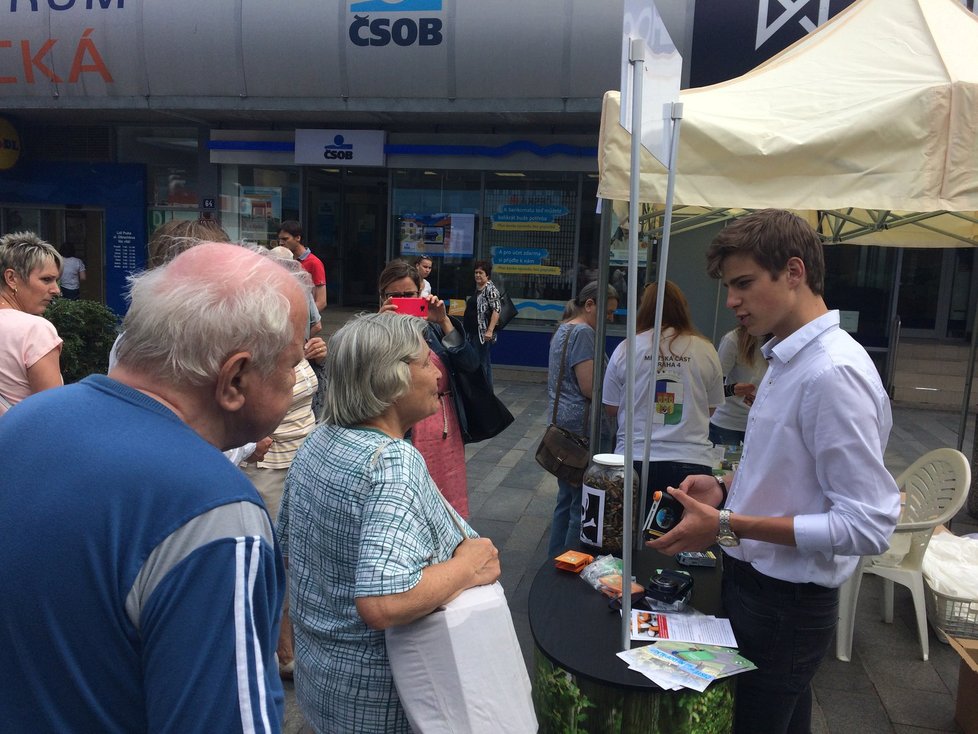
[379,259,480,516]
[0,231,63,414]
[279,312,500,734]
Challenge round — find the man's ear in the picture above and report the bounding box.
[215,351,251,412]
[785,256,806,288]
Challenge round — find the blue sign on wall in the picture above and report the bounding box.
[0,160,146,316]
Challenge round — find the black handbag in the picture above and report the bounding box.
[454,364,515,444]
[535,330,590,484]
[495,291,518,332]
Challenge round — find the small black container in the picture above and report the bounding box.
[643,489,685,539]
[645,569,694,612]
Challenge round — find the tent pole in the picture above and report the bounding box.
[590,200,613,451]
[620,36,645,652]
[637,102,684,559]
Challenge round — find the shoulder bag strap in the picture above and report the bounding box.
[551,327,572,424]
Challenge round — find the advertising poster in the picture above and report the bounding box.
[490,246,561,277]
[238,186,282,244]
[399,213,474,256]
[490,203,568,233]
[152,165,198,207]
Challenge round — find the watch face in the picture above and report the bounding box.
[717,533,740,548]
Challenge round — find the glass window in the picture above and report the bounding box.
[117,127,201,210]
[483,171,581,326]
[391,169,482,302]
[1,207,62,248]
[823,243,896,347]
[219,165,300,247]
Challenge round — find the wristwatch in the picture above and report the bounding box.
[717,509,740,547]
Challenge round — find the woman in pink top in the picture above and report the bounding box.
[0,231,63,414]
[378,260,481,516]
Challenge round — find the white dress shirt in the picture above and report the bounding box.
[725,311,901,587]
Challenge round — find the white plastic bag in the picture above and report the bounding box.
[922,532,978,599]
[386,582,537,734]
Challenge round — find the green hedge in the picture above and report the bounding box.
[44,298,120,384]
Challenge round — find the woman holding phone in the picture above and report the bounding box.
[378,260,481,516]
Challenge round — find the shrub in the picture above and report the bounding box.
[44,298,120,384]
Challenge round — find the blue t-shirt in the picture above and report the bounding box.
[0,375,285,733]
[547,322,595,433]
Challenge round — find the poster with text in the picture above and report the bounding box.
[399,213,475,257]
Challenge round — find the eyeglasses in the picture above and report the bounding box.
[383,290,420,299]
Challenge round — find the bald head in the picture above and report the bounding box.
[116,242,305,386]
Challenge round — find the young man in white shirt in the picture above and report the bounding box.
[649,208,900,733]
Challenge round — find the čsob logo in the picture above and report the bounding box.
[349,0,443,47]
[324,135,354,160]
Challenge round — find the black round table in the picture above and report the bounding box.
[528,546,736,733]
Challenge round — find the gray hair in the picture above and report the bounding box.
[324,312,427,427]
[116,242,302,386]
[0,231,63,284]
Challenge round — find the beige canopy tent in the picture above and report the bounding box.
[597,0,978,247]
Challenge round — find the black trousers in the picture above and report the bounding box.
[722,555,839,734]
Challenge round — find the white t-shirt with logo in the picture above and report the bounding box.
[603,328,724,466]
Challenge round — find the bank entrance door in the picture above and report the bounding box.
[305,168,388,308]
[0,205,105,303]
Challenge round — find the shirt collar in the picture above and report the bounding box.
[762,310,840,363]
[296,248,310,261]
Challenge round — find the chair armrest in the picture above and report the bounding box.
[891,521,943,533]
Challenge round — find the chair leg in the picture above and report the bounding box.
[908,575,929,662]
[882,578,894,623]
[836,563,865,662]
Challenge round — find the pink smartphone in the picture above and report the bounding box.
[391,297,429,318]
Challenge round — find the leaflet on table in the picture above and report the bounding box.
[618,641,756,691]
[617,646,713,692]
[653,641,756,680]
[630,610,739,647]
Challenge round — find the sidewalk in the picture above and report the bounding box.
[283,373,978,733]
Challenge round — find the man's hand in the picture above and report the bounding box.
[245,436,273,463]
[677,473,725,508]
[645,484,721,556]
[453,537,501,587]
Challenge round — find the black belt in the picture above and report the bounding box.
[722,554,837,599]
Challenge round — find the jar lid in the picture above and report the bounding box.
[592,453,626,467]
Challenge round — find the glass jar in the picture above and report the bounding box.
[580,453,639,555]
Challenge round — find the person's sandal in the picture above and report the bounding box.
[279,657,295,680]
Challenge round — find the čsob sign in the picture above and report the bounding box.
[348,0,444,47]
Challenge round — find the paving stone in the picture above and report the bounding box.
[876,685,957,730]
[814,687,894,734]
[471,486,533,522]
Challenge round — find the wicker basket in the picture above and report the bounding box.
[925,582,978,643]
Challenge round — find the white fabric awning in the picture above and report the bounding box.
[598,0,978,224]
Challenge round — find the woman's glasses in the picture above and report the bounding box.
[383,290,420,299]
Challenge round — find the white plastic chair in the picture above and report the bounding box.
[835,448,971,662]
